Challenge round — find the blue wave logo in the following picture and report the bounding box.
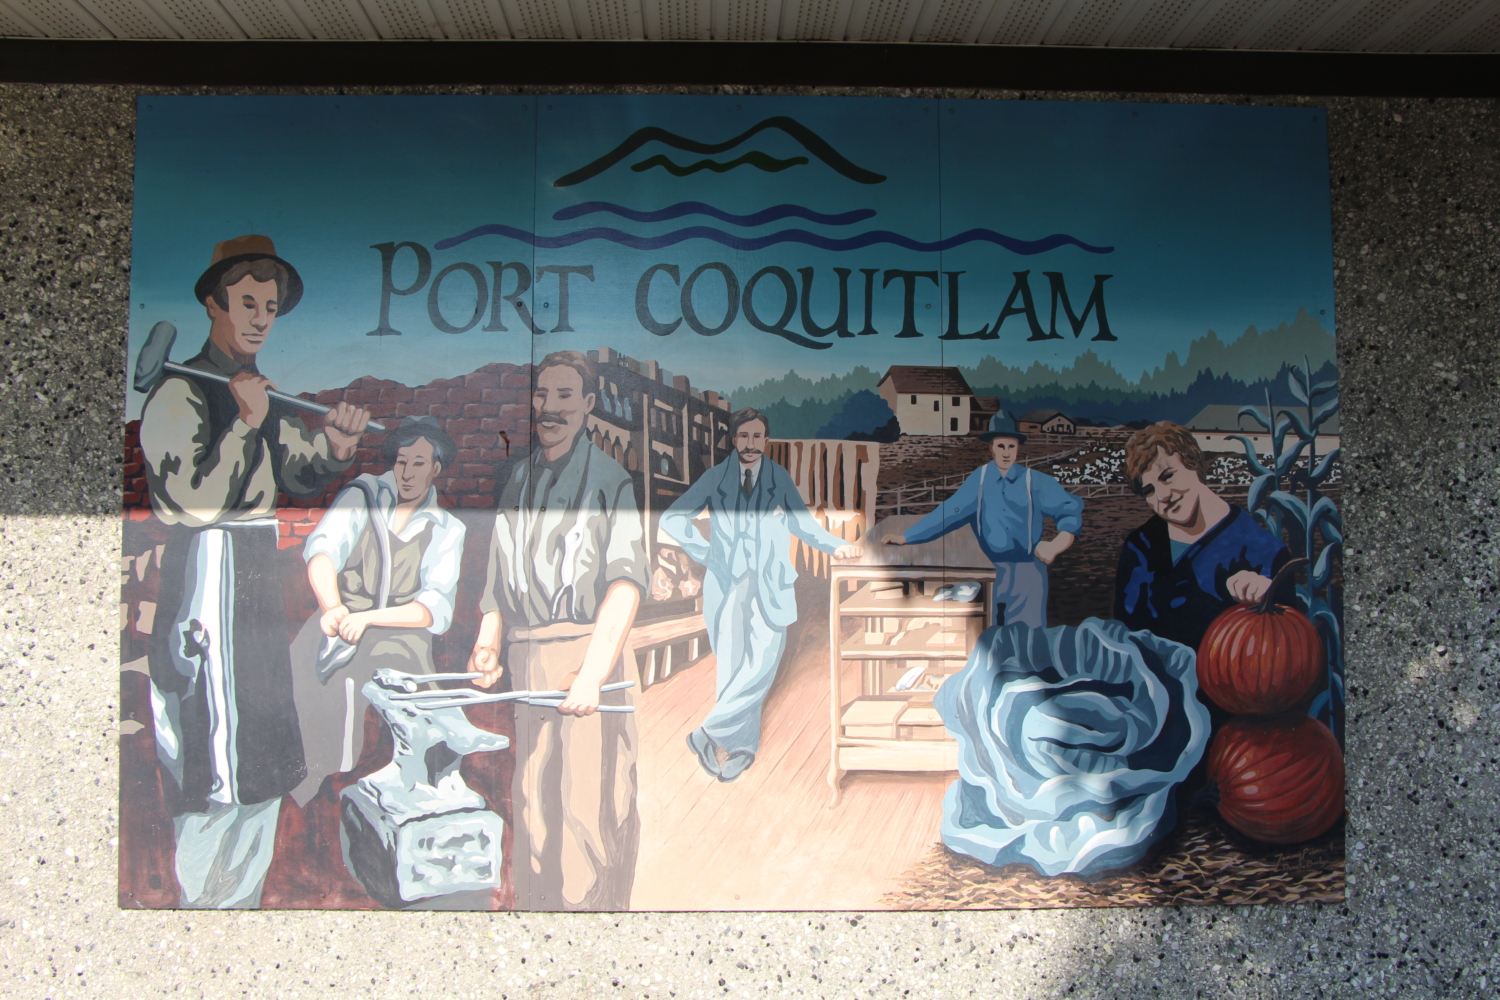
[554,202,877,227]
[434,224,1114,255]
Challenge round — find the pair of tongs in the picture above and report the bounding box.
[386,673,636,713]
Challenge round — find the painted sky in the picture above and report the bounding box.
[128,95,1334,419]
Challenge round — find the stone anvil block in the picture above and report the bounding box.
[339,669,509,909]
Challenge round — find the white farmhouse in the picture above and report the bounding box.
[876,366,975,436]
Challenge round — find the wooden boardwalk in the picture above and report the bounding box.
[631,579,949,911]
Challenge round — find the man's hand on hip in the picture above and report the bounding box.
[1034,531,1076,566]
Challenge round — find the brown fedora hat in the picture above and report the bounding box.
[193,234,304,314]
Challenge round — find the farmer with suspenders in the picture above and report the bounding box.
[884,412,1083,628]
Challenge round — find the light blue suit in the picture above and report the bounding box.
[662,456,848,756]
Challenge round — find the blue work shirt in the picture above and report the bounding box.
[1113,503,1292,650]
[904,462,1085,563]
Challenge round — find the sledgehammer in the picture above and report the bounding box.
[133,321,387,433]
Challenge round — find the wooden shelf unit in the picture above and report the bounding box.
[827,564,993,806]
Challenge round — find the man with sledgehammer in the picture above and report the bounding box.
[139,235,371,908]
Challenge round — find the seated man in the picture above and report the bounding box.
[289,416,466,806]
[1113,421,1292,650]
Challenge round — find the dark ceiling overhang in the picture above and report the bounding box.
[1,39,1496,95]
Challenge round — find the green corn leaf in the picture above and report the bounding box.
[1309,495,1341,536]
[1275,438,1310,477]
[1247,473,1277,513]
[1237,405,1271,432]
[1279,407,1314,443]
[1287,368,1310,405]
[1312,396,1340,431]
[1309,447,1341,487]
[1313,542,1341,590]
[1318,518,1344,547]
[1270,490,1311,535]
[1228,435,1271,476]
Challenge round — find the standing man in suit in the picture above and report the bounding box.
[660,408,862,782]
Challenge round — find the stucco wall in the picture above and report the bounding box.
[0,83,1496,999]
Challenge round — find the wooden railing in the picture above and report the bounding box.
[766,439,880,578]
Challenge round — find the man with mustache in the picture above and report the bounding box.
[139,235,370,908]
[468,351,647,911]
[661,408,862,782]
[1114,421,1292,650]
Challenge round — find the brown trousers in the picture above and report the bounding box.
[506,623,640,911]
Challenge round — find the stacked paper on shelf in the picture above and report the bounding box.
[841,698,908,739]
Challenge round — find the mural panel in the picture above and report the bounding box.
[122,95,1344,911]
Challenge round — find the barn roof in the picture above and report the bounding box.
[1185,404,1342,435]
[877,366,974,396]
[1018,409,1069,424]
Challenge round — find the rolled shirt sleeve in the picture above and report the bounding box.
[414,513,466,634]
[478,510,512,619]
[602,475,649,592]
[1035,473,1085,536]
[141,377,351,526]
[302,481,371,569]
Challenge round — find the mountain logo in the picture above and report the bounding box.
[552,116,888,187]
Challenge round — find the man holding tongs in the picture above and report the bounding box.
[467,350,648,912]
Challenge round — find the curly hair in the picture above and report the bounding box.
[1123,421,1206,492]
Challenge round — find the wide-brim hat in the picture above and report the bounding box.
[194,234,303,314]
[978,411,1027,443]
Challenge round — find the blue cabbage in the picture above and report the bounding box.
[935,618,1209,878]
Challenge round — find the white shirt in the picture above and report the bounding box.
[738,457,763,488]
[302,472,466,634]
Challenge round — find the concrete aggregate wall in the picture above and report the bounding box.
[0,83,1496,999]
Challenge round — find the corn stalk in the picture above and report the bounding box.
[1231,358,1343,742]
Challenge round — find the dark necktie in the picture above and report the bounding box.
[743,467,753,496]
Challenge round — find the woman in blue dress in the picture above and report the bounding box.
[1113,422,1293,651]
